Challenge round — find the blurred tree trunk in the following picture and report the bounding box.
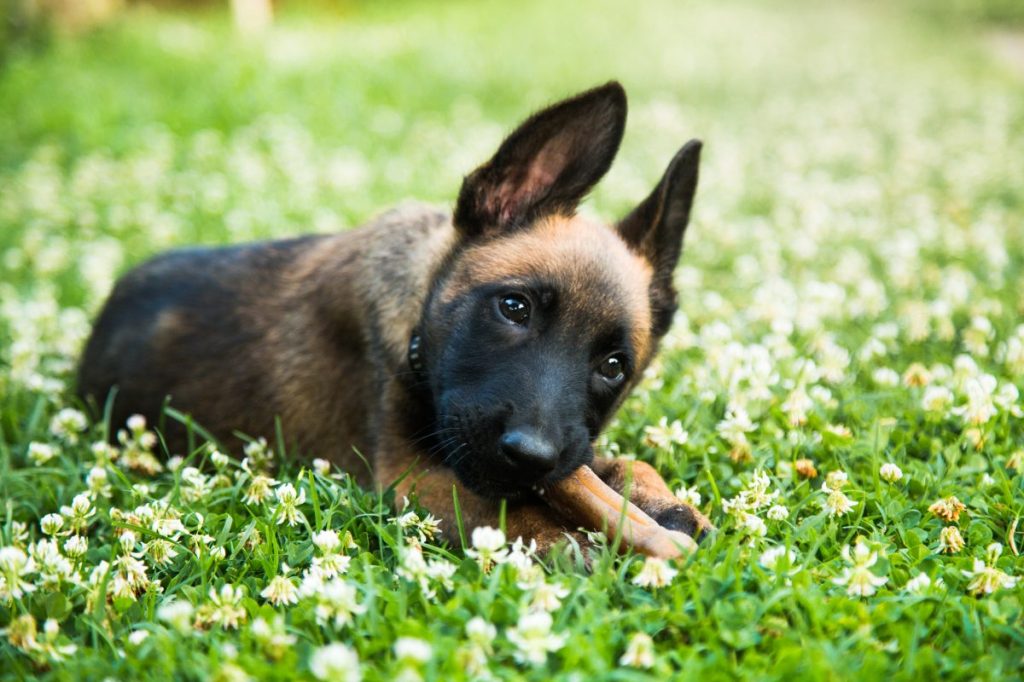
[230,0,273,35]
[28,0,123,33]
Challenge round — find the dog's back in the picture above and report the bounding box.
[78,203,451,476]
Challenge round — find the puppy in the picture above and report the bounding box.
[78,82,712,551]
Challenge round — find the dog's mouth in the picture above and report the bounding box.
[437,411,570,500]
[435,411,596,502]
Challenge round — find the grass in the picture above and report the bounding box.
[1,0,1023,679]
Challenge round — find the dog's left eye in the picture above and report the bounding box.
[597,354,627,385]
[498,294,531,325]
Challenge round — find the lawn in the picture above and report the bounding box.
[1,0,1023,679]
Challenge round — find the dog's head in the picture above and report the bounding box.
[417,82,701,499]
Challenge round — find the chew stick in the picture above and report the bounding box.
[541,465,697,559]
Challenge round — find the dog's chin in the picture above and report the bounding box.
[447,457,535,500]
[446,452,584,501]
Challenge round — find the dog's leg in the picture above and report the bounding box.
[589,457,714,542]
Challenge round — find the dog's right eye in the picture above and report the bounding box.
[498,294,531,325]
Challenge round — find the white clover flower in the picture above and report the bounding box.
[879,463,903,483]
[310,643,362,682]
[87,467,112,499]
[858,337,887,363]
[904,573,941,594]
[727,470,776,514]
[157,599,195,632]
[505,536,538,580]
[963,316,993,357]
[466,617,496,650]
[833,539,888,597]
[938,526,965,554]
[994,382,1021,415]
[674,486,701,507]
[824,423,852,439]
[507,611,567,665]
[311,536,353,579]
[119,530,139,554]
[40,513,64,536]
[210,450,230,469]
[962,543,1018,597]
[94,442,122,469]
[821,488,856,517]
[0,546,37,602]
[425,558,457,593]
[309,578,366,628]
[465,526,508,573]
[63,535,88,558]
[126,414,147,433]
[953,374,998,425]
[759,545,797,573]
[921,386,953,413]
[871,367,900,387]
[781,386,813,426]
[272,483,307,526]
[196,584,247,629]
[525,578,571,613]
[112,551,151,600]
[261,567,299,606]
[643,417,689,449]
[716,407,756,446]
[394,637,432,664]
[395,510,442,543]
[632,557,677,588]
[31,539,74,588]
[243,437,274,470]
[58,491,94,532]
[242,473,277,506]
[251,615,296,660]
[180,467,213,503]
[766,504,789,521]
[27,442,57,466]
[824,470,848,490]
[127,630,150,646]
[619,632,655,668]
[903,363,932,387]
[738,512,767,538]
[49,408,88,443]
[312,458,331,476]
[314,530,342,554]
[146,538,180,567]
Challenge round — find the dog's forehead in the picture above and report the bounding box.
[448,215,654,350]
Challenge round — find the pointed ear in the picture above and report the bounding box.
[454,82,627,236]
[617,139,702,336]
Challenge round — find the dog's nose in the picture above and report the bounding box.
[500,429,558,472]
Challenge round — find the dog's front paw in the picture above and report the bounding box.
[654,504,714,544]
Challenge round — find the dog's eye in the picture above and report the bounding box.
[498,294,531,325]
[597,354,626,384]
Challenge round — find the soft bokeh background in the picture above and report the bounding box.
[1,1,1023,680]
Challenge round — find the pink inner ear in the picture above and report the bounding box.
[494,137,573,225]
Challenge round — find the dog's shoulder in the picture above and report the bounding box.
[340,201,458,367]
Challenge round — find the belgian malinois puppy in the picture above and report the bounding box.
[78,82,712,551]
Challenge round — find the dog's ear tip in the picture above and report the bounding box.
[588,81,627,108]
[681,138,703,155]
